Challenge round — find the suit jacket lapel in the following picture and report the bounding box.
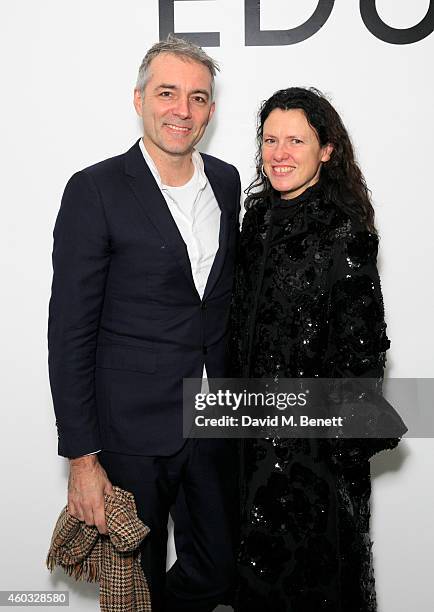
[202,159,232,301]
[124,140,197,291]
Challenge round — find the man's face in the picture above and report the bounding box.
[134,53,215,159]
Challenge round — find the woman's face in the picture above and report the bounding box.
[262,108,333,200]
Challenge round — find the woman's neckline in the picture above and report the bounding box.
[273,181,322,208]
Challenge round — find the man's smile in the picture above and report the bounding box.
[164,123,192,134]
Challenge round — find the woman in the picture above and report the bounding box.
[230,88,406,611]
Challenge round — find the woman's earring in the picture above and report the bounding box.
[261,164,267,179]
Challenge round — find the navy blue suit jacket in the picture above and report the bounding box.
[48,140,241,457]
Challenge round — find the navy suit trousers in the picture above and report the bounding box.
[98,439,239,612]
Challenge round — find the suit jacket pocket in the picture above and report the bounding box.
[96,344,157,373]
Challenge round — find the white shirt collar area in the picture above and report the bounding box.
[139,138,208,194]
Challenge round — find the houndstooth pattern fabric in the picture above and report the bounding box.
[47,486,151,611]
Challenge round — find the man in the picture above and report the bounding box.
[48,36,241,612]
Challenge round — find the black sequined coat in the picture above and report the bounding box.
[230,184,403,612]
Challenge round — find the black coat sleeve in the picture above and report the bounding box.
[48,171,111,457]
[328,227,389,378]
[324,224,404,465]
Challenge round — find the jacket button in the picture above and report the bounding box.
[201,302,207,310]
[202,346,208,355]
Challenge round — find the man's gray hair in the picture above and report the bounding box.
[136,34,220,99]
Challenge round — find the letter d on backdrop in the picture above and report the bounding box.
[245,0,335,46]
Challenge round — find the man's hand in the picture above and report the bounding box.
[67,454,114,534]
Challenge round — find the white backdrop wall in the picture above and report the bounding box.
[1,1,433,611]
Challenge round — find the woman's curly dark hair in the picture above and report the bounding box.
[245,87,376,232]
